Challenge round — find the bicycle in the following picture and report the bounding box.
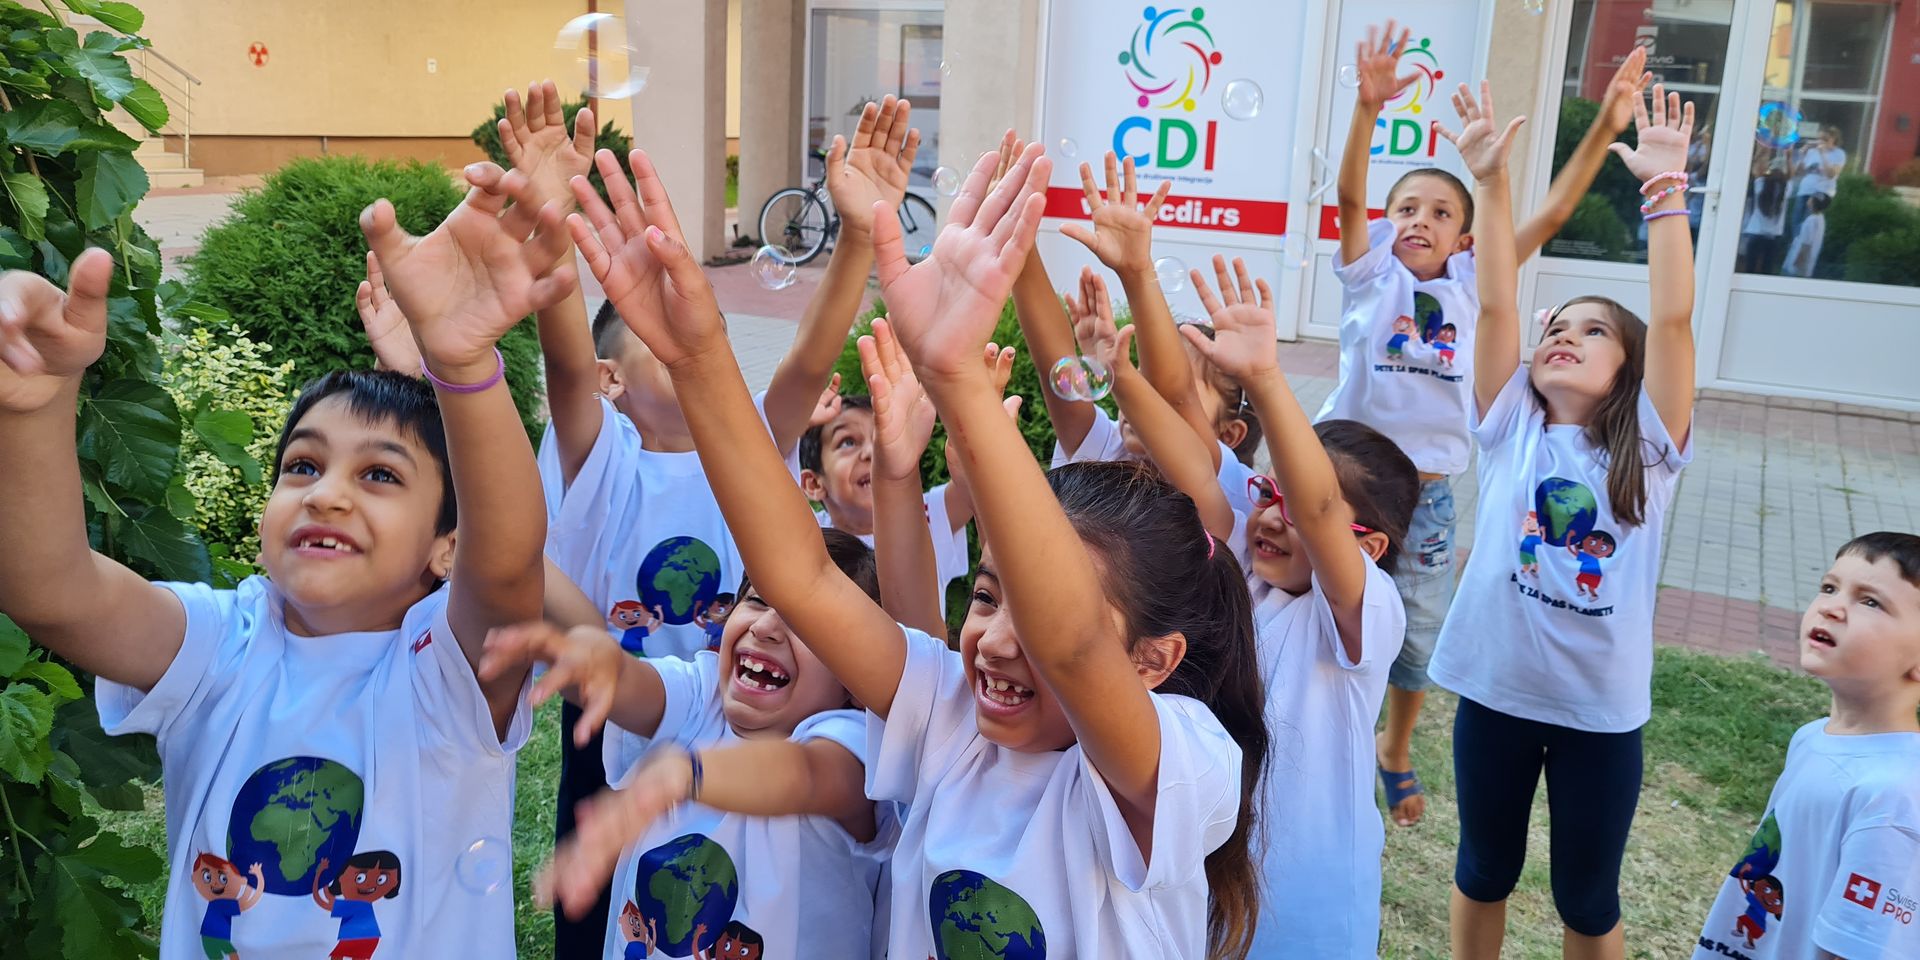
[757,148,941,265]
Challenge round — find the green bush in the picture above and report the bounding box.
[160,327,296,573]
[1552,192,1631,260]
[1549,96,1642,251]
[1842,225,1920,287]
[469,94,631,207]
[181,156,546,435]
[1823,172,1920,285]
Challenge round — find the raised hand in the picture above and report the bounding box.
[827,96,919,238]
[870,143,1051,384]
[539,748,695,919]
[354,250,421,373]
[1608,83,1694,181]
[0,248,112,413]
[1596,46,1651,135]
[1057,153,1171,272]
[942,341,1018,489]
[1355,21,1419,110]
[499,80,596,212]
[478,621,624,748]
[1183,255,1278,382]
[807,372,845,428]
[1063,266,1119,367]
[567,148,727,369]
[987,129,1027,191]
[858,317,937,483]
[1436,80,1528,183]
[361,164,577,381]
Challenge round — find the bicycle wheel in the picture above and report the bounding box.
[897,193,940,263]
[758,188,833,265]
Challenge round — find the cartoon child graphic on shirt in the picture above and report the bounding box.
[610,601,666,655]
[1518,511,1545,577]
[192,853,264,960]
[1433,323,1458,368]
[619,901,657,960]
[1570,531,1617,599]
[312,850,401,959]
[691,920,765,959]
[1724,812,1785,949]
[695,594,736,652]
[1384,315,1417,360]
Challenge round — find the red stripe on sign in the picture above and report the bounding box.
[1044,187,1287,236]
[1319,204,1386,241]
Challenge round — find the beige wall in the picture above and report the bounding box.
[1486,4,1552,203]
[133,0,610,138]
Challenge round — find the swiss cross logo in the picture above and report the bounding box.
[1844,874,1882,910]
[411,631,433,654]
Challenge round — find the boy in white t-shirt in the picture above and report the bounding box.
[1324,26,1653,828]
[1692,532,1920,960]
[1782,192,1829,279]
[0,165,570,959]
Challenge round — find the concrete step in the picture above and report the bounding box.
[146,166,204,189]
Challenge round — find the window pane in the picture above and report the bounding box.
[1801,1,1885,92]
[807,8,944,185]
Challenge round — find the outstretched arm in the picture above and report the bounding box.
[861,318,947,636]
[1437,81,1530,418]
[479,621,667,743]
[1339,22,1419,267]
[995,134,1097,455]
[1611,86,1697,446]
[763,97,920,456]
[0,250,185,690]
[1516,47,1649,259]
[566,148,908,716]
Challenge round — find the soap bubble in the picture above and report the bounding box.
[1755,101,1803,150]
[1337,64,1360,89]
[455,836,511,895]
[1080,355,1113,401]
[1521,0,1547,13]
[933,166,961,197]
[1221,79,1264,121]
[1154,256,1188,294]
[750,245,799,290]
[1281,233,1312,271]
[555,14,649,100]
[939,59,952,78]
[1057,138,1079,159]
[1049,356,1090,401]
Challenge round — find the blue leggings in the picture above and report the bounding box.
[1452,697,1643,937]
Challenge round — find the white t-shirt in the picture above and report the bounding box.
[1792,145,1846,198]
[1784,214,1825,279]
[538,397,751,663]
[1051,405,1259,517]
[868,627,1241,959]
[1428,367,1691,732]
[1247,557,1404,958]
[96,578,531,960]
[600,653,880,960]
[1692,721,1920,960]
[1316,217,1480,476]
[1742,179,1788,239]
[814,482,973,592]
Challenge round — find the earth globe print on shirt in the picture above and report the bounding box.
[226,756,366,895]
[636,536,724,625]
[929,869,1047,959]
[1534,477,1600,548]
[632,833,740,955]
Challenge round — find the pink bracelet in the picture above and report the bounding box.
[1642,209,1689,223]
[420,348,505,394]
[1641,171,1688,195]
[1640,184,1687,214]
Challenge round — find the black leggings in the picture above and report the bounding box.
[1452,697,1643,937]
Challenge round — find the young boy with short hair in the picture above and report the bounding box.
[1692,531,1920,960]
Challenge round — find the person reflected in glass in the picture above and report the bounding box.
[1786,126,1845,245]
[1739,146,1791,275]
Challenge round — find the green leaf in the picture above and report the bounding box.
[163,475,195,521]
[0,613,29,675]
[192,408,260,481]
[2,171,51,241]
[45,831,163,959]
[0,64,54,94]
[0,681,58,781]
[78,378,179,499]
[17,660,82,702]
[0,226,31,269]
[0,97,87,153]
[75,150,146,229]
[64,0,145,34]
[116,76,166,131]
[58,29,135,106]
[112,505,210,582]
[49,697,158,795]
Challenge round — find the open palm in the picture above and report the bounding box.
[872,143,1051,382]
[1437,80,1528,182]
[1355,21,1419,110]
[1064,266,1119,366]
[499,80,595,211]
[1058,153,1170,271]
[0,248,111,412]
[830,96,919,237]
[1597,46,1650,134]
[1185,255,1277,382]
[859,317,936,481]
[1608,84,1694,181]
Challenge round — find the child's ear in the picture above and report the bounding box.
[429,531,456,581]
[597,359,625,401]
[798,469,830,503]
[1455,233,1475,253]
[1217,417,1249,452]
[1357,531,1390,564]
[1132,631,1188,690]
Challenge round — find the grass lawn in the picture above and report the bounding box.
[92,647,1827,958]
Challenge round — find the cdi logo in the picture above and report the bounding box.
[1113,6,1222,172]
[1370,35,1447,160]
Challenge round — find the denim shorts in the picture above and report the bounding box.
[1389,475,1459,691]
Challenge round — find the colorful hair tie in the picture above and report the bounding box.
[1642,209,1690,223]
[419,348,505,394]
[1640,171,1689,195]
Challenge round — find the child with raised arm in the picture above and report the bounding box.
[0,163,572,959]
[1329,25,1651,827]
[565,139,1268,958]
[1691,532,1920,960]
[1429,79,1697,959]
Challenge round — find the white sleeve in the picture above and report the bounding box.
[1080,695,1241,891]
[1332,218,1400,286]
[1470,365,1537,452]
[94,580,247,742]
[865,626,972,806]
[1635,386,1694,480]
[923,484,972,589]
[412,593,533,756]
[1812,824,1920,959]
[792,708,868,760]
[1305,556,1406,671]
[546,398,642,588]
[1050,406,1126,467]
[605,654,715,783]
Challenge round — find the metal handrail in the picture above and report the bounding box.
[138,44,200,86]
[131,46,197,169]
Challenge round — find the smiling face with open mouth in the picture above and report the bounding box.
[715,586,850,738]
[1799,552,1920,689]
[1384,174,1471,280]
[802,405,877,534]
[956,550,1079,752]
[1244,500,1315,594]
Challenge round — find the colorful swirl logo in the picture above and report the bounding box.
[1117,6,1222,112]
[1384,36,1445,115]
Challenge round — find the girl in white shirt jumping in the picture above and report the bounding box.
[561,140,1269,959]
[1427,81,1699,959]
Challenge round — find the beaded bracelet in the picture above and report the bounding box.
[1643,209,1690,223]
[419,348,505,394]
[1640,184,1687,215]
[1640,171,1689,195]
